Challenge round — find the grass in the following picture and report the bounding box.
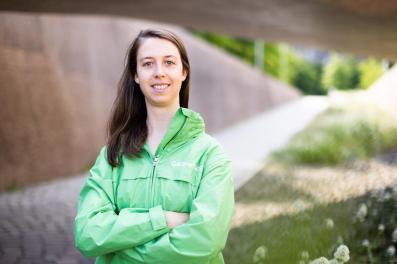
[224,157,397,263]
[224,166,360,263]
[228,203,356,263]
[271,104,397,166]
[224,98,397,263]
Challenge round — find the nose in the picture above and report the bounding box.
[154,64,165,78]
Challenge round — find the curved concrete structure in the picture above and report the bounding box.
[1,1,397,60]
[368,65,397,119]
[0,12,299,191]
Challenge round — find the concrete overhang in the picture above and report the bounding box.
[1,0,397,60]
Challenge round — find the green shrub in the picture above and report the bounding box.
[322,54,359,91]
[358,57,384,89]
[291,59,326,95]
[272,105,397,166]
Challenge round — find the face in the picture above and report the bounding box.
[134,37,188,108]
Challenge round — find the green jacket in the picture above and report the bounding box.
[74,107,235,264]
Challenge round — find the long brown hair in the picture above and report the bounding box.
[106,29,191,167]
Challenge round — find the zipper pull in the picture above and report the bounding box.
[153,156,159,166]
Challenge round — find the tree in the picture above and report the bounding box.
[322,53,359,91]
[358,57,384,89]
[291,59,325,95]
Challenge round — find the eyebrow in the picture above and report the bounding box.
[139,55,176,61]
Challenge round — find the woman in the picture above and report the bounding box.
[74,28,235,264]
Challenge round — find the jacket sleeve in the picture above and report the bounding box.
[74,146,171,257]
[115,143,235,264]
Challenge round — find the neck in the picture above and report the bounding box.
[146,102,180,137]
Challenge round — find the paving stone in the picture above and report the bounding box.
[57,258,79,264]
[23,244,42,259]
[1,247,22,262]
[0,233,20,248]
[0,256,18,264]
[44,253,60,262]
[0,175,94,263]
[79,258,95,264]
[2,220,20,236]
[18,259,32,264]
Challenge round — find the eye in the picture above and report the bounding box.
[142,61,152,67]
[165,60,175,65]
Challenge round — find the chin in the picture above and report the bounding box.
[148,98,175,107]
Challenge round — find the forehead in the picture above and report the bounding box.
[137,37,181,60]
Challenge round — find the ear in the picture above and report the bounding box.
[182,69,188,81]
[134,73,139,84]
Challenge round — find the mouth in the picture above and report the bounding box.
[151,83,170,93]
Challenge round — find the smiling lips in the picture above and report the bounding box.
[151,83,170,93]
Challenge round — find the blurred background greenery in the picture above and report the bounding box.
[190,30,392,95]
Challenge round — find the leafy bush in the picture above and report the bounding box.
[291,59,326,95]
[358,57,384,89]
[272,105,397,165]
[322,54,359,91]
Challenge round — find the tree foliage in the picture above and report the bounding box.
[358,57,384,89]
[190,30,387,95]
[322,54,359,91]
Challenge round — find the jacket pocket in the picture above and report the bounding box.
[157,169,194,183]
[117,166,151,209]
[156,165,197,212]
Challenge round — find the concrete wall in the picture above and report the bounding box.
[367,65,397,120]
[0,12,299,191]
[2,1,397,61]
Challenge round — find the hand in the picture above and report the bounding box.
[165,211,189,228]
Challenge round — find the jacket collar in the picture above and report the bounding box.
[144,107,205,155]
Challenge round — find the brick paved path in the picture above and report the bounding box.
[0,174,94,264]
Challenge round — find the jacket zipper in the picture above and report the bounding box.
[147,118,186,207]
[149,155,159,207]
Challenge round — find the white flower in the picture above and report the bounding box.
[253,245,267,263]
[333,245,350,263]
[393,229,397,242]
[378,224,385,232]
[310,257,329,264]
[386,245,396,257]
[356,203,367,222]
[300,250,310,260]
[292,199,306,212]
[362,239,370,247]
[325,218,335,229]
